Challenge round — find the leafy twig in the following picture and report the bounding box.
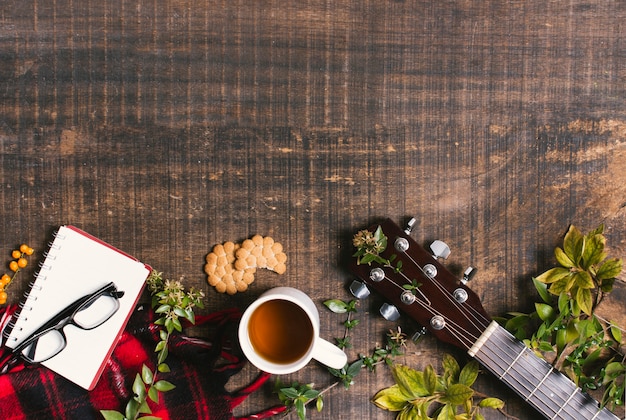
[100,271,205,420]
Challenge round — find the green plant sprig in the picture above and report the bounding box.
[101,270,205,420]
[372,354,505,420]
[502,224,625,411]
[275,299,408,420]
[352,226,402,272]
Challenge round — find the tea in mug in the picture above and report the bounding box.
[247,299,314,364]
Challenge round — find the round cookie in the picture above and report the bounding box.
[234,235,287,274]
[205,241,256,295]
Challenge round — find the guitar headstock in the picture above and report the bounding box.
[349,218,491,351]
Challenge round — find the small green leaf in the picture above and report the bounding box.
[316,396,324,412]
[324,299,348,314]
[100,410,126,420]
[458,360,479,387]
[303,389,321,399]
[132,373,146,399]
[280,387,300,399]
[392,364,429,398]
[137,399,152,415]
[148,386,159,403]
[478,397,505,409]
[596,258,623,280]
[125,399,139,420]
[295,398,306,420]
[535,303,555,322]
[347,359,364,377]
[442,353,460,383]
[141,364,154,385]
[153,380,176,392]
[575,287,593,316]
[442,383,473,406]
[538,341,555,352]
[532,277,552,303]
[157,363,171,373]
[372,384,411,411]
[154,304,171,314]
[536,267,570,284]
[423,365,437,395]
[548,277,570,296]
[555,247,575,268]
[173,307,187,318]
[610,324,622,343]
[563,225,584,264]
[573,271,594,289]
[582,234,606,269]
[154,340,166,352]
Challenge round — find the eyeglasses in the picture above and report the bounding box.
[0,282,125,374]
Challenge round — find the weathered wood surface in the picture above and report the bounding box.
[1,1,625,419]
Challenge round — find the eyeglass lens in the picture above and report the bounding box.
[19,293,120,363]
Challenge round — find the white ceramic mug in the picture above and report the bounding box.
[238,287,347,374]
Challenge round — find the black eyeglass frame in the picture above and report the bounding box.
[0,281,125,374]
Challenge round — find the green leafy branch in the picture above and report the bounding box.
[373,355,504,420]
[535,224,621,315]
[502,225,625,411]
[275,298,408,419]
[101,271,205,420]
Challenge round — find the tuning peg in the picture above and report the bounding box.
[349,280,370,299]
[461,266,477,284]
[404,217,417,234]
[430,240,451,260]
[380,303,401,321]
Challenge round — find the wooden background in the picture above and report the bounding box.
[1,1,625,419]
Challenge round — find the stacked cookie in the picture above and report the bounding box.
[204,235,287,295]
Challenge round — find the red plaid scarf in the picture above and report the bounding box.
[0,306,285,420]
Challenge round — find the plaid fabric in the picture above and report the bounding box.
[0,306,283,420]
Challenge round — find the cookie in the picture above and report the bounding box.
[234,235,287,274]
[204,241,256,295]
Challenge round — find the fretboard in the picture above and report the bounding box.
[469,321,619,420]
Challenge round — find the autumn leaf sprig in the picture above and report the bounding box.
[101,270,205,420]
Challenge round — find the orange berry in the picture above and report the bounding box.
[17,258,28,268]
[1,274,10,283]
[0,291,7,304]
[25,247,34,256]
[0,277,9,288]
[11,250,21,259]
[19,244,29,253]
[8,261,18,272]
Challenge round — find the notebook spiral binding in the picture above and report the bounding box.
[1,230,64,344]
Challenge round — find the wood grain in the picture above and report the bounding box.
[1,1,625,419]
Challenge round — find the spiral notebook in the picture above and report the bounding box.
[2,225,151,390]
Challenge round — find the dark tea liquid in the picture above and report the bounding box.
[248,299,314,364]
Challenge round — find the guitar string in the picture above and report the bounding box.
[399,250,492,331]
[477,329,595,419]
[396,249,601,420]
[477,332,605,420]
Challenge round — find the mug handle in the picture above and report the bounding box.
[310,337,348,369]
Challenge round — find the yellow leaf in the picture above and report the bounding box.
[372,384,411,411]
[536,267,570,284]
